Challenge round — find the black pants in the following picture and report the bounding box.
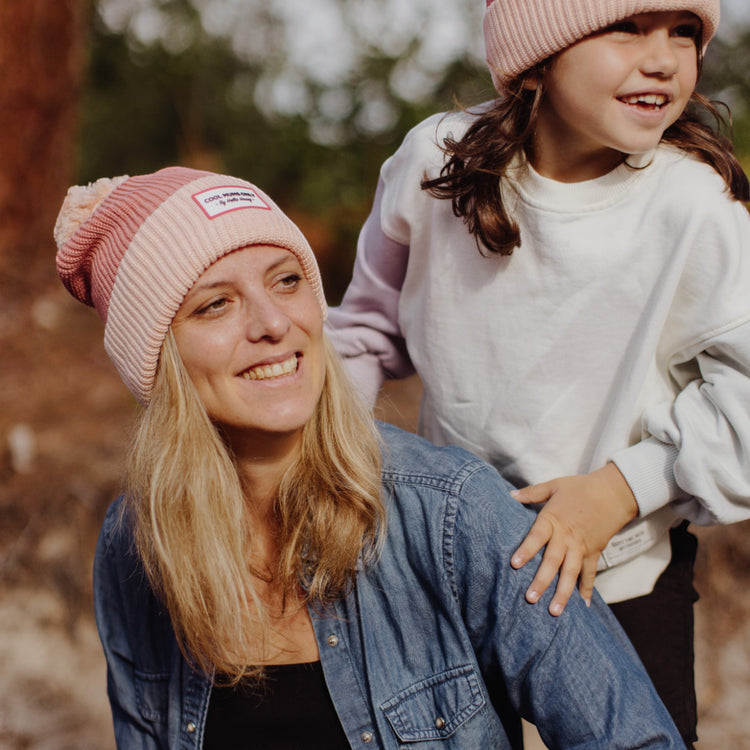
[609,523,699,748]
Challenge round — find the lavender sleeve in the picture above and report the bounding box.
[326,178,415,407]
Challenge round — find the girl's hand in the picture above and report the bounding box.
[509,464,638,616]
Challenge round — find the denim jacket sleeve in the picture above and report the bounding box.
[441,461,682,747]
[376,423,684,749]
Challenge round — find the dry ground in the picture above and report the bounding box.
[1,286,748,749]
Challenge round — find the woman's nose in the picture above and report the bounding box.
[639,30,679,78]
[244,295,291,341]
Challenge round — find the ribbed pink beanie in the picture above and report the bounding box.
[484,0,720,92]
[54,167,326,406]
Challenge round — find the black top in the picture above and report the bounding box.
[203,661,352,749]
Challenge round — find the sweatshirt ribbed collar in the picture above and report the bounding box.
[505,149,658,213]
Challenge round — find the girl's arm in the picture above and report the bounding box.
[327,110,455,406]
[326,178,415,407]
[613,323,750,527]
[510,322,750,615]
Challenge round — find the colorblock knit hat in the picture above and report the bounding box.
[54,167,326,406]
[484,0,720,92]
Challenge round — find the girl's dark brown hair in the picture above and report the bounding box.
[423,48,749,256]
[420,68,545,257]
[662,91,749,202]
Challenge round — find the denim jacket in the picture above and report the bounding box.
[94,423,684,749]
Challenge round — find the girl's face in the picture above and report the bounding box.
[531,11,701,182]
[171,244,325,454]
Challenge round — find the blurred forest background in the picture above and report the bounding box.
[1,1,750,747]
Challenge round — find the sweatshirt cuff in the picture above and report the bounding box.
[610,438,683,518]
[340,352,386,409]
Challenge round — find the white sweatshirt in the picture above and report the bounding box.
[327,108,750,602]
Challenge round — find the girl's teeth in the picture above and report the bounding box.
[242,356,297,380]
[624,94,667,106]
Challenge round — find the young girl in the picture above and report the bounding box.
[326,0,750,744]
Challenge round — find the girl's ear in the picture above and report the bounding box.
[518,64,545,92]
[521,73,540,92]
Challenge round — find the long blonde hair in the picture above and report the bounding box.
[124,331,384,681]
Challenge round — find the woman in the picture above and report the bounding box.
[55,167,683,749]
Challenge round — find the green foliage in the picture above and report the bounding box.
[700,33,750,158]
[77,2,489,301]
[79,11,247,179]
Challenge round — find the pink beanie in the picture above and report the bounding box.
[54,167,326,406]
[484,0,720,92]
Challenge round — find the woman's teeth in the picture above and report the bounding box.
[241,356,298,381]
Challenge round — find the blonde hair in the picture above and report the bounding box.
[123,331,384,681]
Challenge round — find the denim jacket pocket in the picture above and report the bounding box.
[380,665,485,742]
[134,669,171,724]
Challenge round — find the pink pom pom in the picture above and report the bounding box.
[53,175,129,249]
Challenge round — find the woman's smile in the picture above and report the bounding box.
[239,352,300,381]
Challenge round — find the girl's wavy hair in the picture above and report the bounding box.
[423,42,749,257]
[123,331,385,683]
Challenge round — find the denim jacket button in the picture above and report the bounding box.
[186,721,197,734]
[327,634,339,647]
[435,717,446,729]
[361,730,374,743]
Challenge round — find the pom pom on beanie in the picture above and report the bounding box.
[54,167,326,406]
[54,176,130,248]
[483,0,720,93]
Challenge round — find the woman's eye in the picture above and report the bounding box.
[278,273,302,290]
[197,298,228,315]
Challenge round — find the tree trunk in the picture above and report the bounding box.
[0,0,90,293]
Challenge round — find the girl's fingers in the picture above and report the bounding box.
[578,556,599,607]
[523,538,567,605]
[510,483,554,505]
[511,516,553,569]
[547,550,584,616]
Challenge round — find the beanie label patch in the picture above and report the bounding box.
[192,186,271,219]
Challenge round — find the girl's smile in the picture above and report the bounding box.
[531,11,700,182]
